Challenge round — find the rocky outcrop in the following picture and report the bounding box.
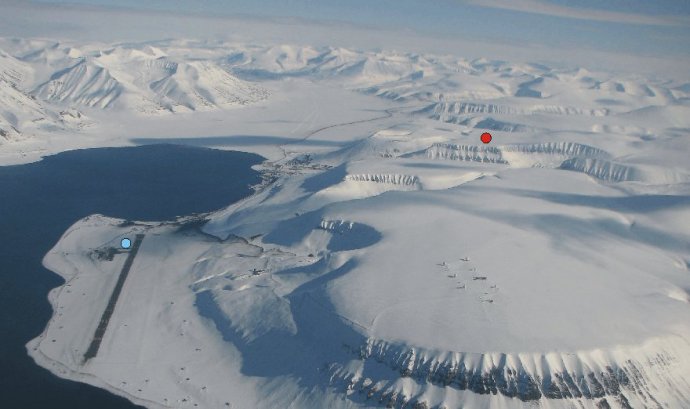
[501,141,610,158]
[418,101,609,123]
[407,141,608,166]
[346,173,420,186]
[326,338,690,408]
[416,143,507,163]
[560,158,637,182]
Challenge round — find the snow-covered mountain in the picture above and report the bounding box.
[0,39,270,127]
[1,38,686,145]
[0,48,91,143]
[29,46,269,113]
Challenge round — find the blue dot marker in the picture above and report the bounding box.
[121,238,132,249]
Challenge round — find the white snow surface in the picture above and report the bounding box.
[2,36,688,409]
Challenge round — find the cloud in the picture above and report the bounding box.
[464,0,690,27]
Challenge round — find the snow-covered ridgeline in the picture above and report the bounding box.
[328,337,690,408]
[414,143,507,164]
[419,101,610,118]
[32,58,268,112]
[560,158,636,183]
[500,142,611,158]
[410,142,690,184]
[345,173,420,186]
[560,158,690,184]
[409,141,607,165]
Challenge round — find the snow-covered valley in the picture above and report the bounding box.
[1,31,689,409]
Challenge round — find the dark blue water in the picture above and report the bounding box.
[0,144,263,409]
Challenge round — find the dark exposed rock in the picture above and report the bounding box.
[411,401,429,409]
[596,398,611,409]
[615,393,633,409]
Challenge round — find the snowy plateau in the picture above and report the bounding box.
[2,35,690,409]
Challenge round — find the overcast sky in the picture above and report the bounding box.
[26,0,689,57]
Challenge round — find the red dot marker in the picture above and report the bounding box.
[480,132,492,144]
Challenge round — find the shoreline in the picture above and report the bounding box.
[1,145,265,408]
